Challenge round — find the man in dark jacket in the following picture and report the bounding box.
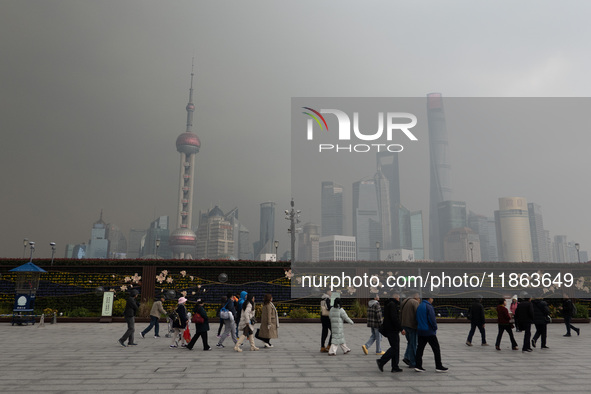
[466,296,488,346]
[514,296,534,352]
[118,291,139,347]
[562,294,580,337]
[186,298,211,351]
[531,298,550,349]
[376,294,405,373]
[414,297,448,373]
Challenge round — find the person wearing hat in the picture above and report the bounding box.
[186,299,211,351]
[170,297,188,348]
[118,290,139,347]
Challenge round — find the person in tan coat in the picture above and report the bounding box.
[255,294,279,347]
[140,295,167,339]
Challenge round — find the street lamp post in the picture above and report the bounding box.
[376,241,380,261]
[274,240,279,261]
[23,238,28,258]
[28,241,35,261]
[469,241,474,262]
[155,239,161,258]
[285,199,300,266]
[575,243,580,263]
[50,242,56,266]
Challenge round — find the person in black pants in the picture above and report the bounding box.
[320,291,332,352]
[531,298,550,349]
[515,295,534,352]
[495,299,518,350]
[414,296,448,373]
[562,294,580,337]
[118,290,139,347]
[466,296,487,346]
[186,299,211,351]
[376,294,405,373]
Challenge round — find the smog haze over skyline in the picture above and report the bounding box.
[1,1,590,259]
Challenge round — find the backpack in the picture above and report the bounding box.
[219,300,232,320]
[168,309,180,324]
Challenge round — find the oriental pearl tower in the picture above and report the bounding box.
[169,64,201,259]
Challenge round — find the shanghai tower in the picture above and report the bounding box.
[427,93,452,261]
[169,63,201,259]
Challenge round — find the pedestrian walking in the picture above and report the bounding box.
[414,296,448,373]
[234,294,259,352]
[514,295,534,352]
[466,296,488,346]
[118,290,139,347]
[327,297,354,355]
[320,291,332,353]
[362,295,384,355]
[235,291,247,337]
[216,295,238,348]
[495,298,518,351]
[255,293,279,347]
[140,295,167,339]
[531,298,550,349]
[376,294,405,373]
[170,297,188,348]
[561,294,580,337]
[186,299,211,351]
[510,295,520,332]
[401,292,420,368]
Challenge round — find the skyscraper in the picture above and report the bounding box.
[495,197,533,262]
[553,235,568,263]
[410,210,424,260]
[144,216,171,258]
[169,63,200,259]
[427,93,453,261]
[321,181,344,237]
[87,211,109,259]
[256,202,276,257]
[468,211,498,262]
[528,203,550,262]
[195,206,234,259]
[298,222,320,262]
[399,204,412,250]
[127,229,146,259]
[353,179,381,260]
[106,223,127,258]
[225,207,252,260]
[376,152,401,249]
[437,201,467,261]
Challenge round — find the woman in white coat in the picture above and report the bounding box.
[328,297,354,355]
[234,294,259,352]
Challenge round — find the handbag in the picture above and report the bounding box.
[250,317,256,325]
[183,327,191,342]
[192,312,204,324]
[545,315,552,323]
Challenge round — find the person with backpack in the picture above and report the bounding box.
[170,297,188,348]
[362,294,384,355]
[186,298,211,351]
[561,294,580,337]
[320,291,332,353]
[216,294,238,348]
[234,294,259,352]
[140,295,167,339]
[466,296,487,346]
[255,293,279,347]
[118,290,139,347]
[235,291,247,337]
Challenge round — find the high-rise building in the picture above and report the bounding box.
[443,227,481,262]
[528,203,550,262]
[399,204,412,250]
[468,212,498,262]
[495,197,533,262]
[144,216,171,258]
[225,207,252,260]
[353,179,381,260]
[297,222,320,262]
[437,201,467,261]
[87,211,109,259]
[256,202,276,257]
[544,230,553,263]
[195,206,234,259]
[64,244,75,259]
[553,235,568,263]
[169,64,200,259]
[410,210,424,260]
[427,93,453,261]
[72,243,86,259]
[127,229,146,259]
[321,181,344,237]
[376,152,400,249]
[106,223,127,258]
[319,235,356,261]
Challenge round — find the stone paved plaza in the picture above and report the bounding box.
[0,321,589,393]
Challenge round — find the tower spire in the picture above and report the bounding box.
[186,58,195,132]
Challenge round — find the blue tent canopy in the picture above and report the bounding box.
[9,262,47,273]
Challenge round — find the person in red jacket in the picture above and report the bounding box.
[495,299,518,351]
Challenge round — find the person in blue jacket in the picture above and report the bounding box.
[414,296,448,373]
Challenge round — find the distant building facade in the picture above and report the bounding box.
[321,181,344,237]
[319,235,356,261]
[495,197,533,262]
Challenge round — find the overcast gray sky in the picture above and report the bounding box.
[1,1,590,259]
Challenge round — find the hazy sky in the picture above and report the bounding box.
[1,1,590,259]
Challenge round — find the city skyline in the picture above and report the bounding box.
[2,2,591,259]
